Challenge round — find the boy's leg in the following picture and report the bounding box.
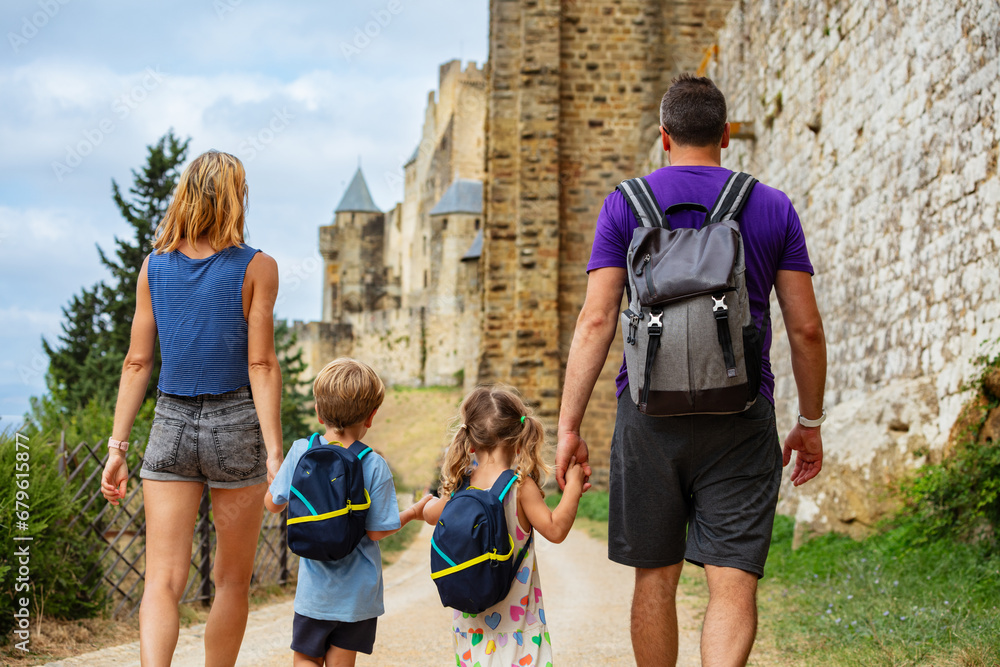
[204,482,267,667]
[140,480,205,667]
[293,651,324,666]
[325,647,358,667]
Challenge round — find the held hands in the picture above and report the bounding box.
[564,457,587,492]
[555,431,592,493]
[783,423,823,486]
[265,452,283,487]
[101,451,128,506]
[403,494,434,525]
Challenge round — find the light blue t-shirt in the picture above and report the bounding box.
[269,435,401,622]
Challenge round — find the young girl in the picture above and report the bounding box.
[423,385,587,667]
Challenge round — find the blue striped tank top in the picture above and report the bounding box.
[148,244,260,396]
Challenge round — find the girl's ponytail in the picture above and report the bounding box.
[439,385,551,496]
[512,413,551,495]
[439,423,475,498]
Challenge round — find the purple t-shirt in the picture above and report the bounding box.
[587,165,814,406]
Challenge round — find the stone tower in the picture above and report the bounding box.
[320,168,387,323]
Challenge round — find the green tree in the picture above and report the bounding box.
[39,131,191,413]
[275,318,314,448]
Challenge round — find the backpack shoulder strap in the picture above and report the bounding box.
[306,433,320,449]
[616,177,662,228]
[708,171,758,224]
[489,470,518,503]
[347,440,372,461]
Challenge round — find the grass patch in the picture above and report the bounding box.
[362,385,463,492]
[756,515,1000,666]
[379,518,423,566]
[546,489,609,540]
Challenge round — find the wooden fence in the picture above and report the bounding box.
[60,435,296,618]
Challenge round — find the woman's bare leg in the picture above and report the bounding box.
[140,480,204,667]
[203,482,266,667]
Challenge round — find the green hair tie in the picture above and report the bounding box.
[520,415,526,424]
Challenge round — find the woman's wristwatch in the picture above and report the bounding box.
[108,437,130,452]
[797,410,826,428]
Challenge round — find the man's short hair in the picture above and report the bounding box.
[313,358,385,430]
[659,74,728,147]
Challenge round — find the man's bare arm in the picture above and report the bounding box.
[774,269,827,486]
[555,266,626,490]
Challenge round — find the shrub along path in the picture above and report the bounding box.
[44,522,714,666]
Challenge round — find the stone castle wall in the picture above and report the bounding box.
[346,308,424,387]
[397,61,486,312]
[301,59,487,391]
[704,0,1000,537]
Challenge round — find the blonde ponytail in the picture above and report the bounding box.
[511,414,550,496]
[439,425,475,498]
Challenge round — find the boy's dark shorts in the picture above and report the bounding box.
[291,613,377,657]
[608,392,782,578]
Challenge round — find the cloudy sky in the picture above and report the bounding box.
[0,0,489,424]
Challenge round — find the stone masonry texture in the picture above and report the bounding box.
[708,0,1000,538]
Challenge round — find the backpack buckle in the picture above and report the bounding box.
[711,294,728,319]
[648,310,662,336]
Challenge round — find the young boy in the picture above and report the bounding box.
[266,357,430,667]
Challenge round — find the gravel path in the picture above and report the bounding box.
[44,524,705,666]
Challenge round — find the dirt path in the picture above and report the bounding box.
[44,523,706,666]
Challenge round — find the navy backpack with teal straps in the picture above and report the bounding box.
[287,433,371,561]
[430,469,532,613]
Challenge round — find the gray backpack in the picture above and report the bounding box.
[617,171,767,416]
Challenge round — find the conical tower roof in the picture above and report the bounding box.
[429,179,483,216]
[335,168,381,213]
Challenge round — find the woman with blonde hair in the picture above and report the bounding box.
[100,150,283,666]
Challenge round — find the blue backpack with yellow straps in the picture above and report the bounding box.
[430,469,532,613]
[287,433,371,561]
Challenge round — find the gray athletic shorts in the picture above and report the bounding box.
[140,387,267,489]
[608,392,782,577]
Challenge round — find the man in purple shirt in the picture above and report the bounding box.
[556,75,827,666]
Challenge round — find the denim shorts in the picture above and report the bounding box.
[140,387,267,489]
[608,393,782,577]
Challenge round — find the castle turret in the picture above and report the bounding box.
[320,168,386,321]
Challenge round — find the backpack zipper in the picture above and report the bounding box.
[460,492,502,568]
[635,254,655,298]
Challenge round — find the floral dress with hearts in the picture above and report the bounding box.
[452,482,552,667]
